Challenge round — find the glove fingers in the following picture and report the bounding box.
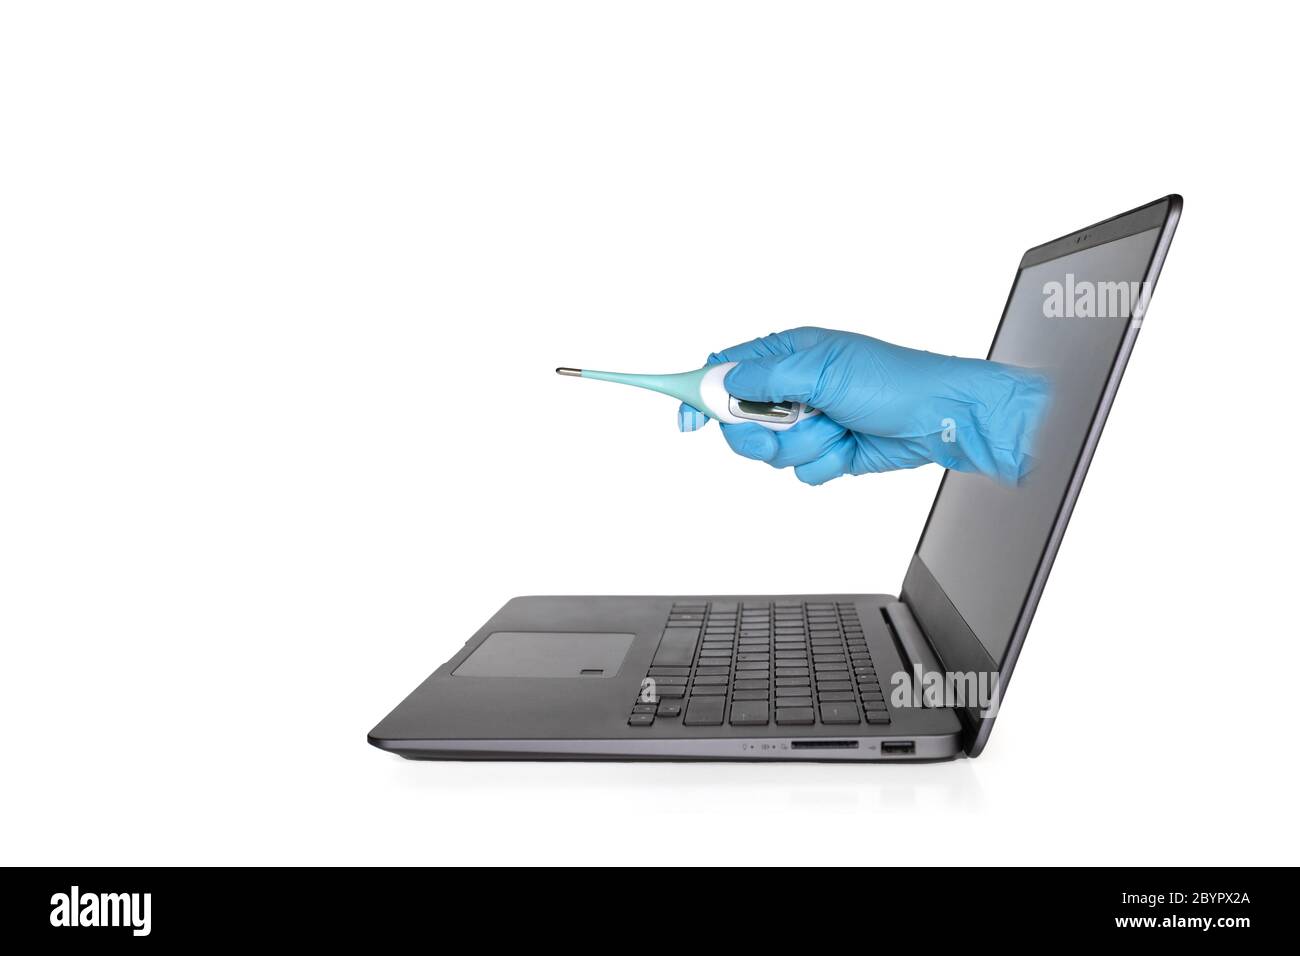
[719,422,779,462]
[794,434,937,485]
[851,434,935,473]
[793,435,857,485]
[765,414,851,469]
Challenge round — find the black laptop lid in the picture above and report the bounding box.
[901,196,1181,755]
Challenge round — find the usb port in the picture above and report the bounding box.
[880,741,915,755]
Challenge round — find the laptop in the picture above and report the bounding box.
[369,195,1181,761]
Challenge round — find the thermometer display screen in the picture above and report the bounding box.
[732,399,799,422]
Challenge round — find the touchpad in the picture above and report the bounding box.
[452,631,634,678]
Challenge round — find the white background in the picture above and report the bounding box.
[3,1,1297,866]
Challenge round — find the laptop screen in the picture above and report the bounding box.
[915,225,1164,665]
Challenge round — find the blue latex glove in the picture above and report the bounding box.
[677,327,1051,485]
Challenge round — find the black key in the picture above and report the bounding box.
[648,667,690,678]
[734,678,769,690]
[861,691,885,702]
[777,695,812,708]
[736,653,770,662]
[694,675,729,685]
[818,680,852,692]
[776,677,810,687]
[819,691,856,702]
[866,712,891,724]
[736,661,769,671]
[657,703,682,717]
[631,704,657,714]
[864,700,888,711]
[695,665,730,676]
[712,602,738,613]
[775,668,809,678]
[653,685,685,698]
[730,702,769,726]
[691,684,728,695]
[732,689,769,701]
[653,628,700,667]
[819,703,861,724]
[628,714,655,726]
[649,675,687,685]
[775,686,810,697]
[684,697,725,725]
[775,707,815,725]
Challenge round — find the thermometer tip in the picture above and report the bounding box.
[555,367,582,377]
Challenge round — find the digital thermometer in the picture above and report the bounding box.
[555,362,819,431]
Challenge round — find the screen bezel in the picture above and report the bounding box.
[900,195,1182,756]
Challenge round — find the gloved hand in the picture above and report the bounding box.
[677,327,1051,485]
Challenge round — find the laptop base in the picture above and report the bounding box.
[369,594,965,763]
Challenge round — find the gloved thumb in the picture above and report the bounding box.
[722,349,826,407]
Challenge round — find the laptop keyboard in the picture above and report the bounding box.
[627,601,890,728]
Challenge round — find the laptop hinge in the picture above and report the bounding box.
[882,600,945,690]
